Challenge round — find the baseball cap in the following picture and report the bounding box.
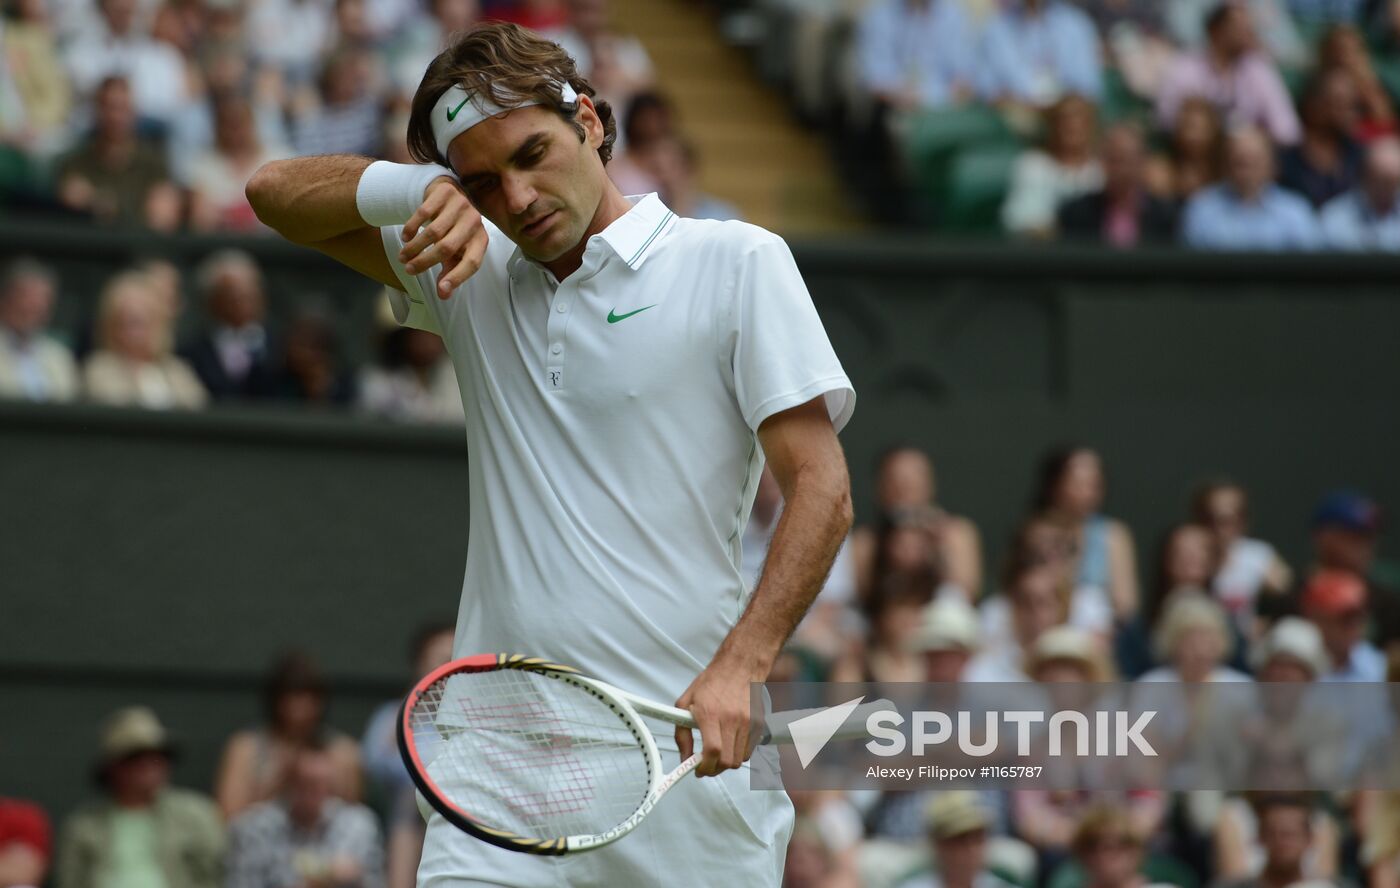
[1301,569,1367,616]
[926,791,992,840]
[907,597,980,653]
[1312,490,1382,534]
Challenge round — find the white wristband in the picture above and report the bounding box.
[355,160,456,227]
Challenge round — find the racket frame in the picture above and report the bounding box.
[397,653,699,855]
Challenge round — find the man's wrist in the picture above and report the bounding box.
[355,160,456,227]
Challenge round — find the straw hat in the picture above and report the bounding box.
[1026,625,1113,682]
[907,596,981,654]
[925,791,993,840]
[95,707,176,775]
[1250,617,1329,678]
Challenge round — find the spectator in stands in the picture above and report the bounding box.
[1317,24,1398,139]
[1072,0,1175,101]
[1067,807,1174,888]
[82,270,208,409]
[388,0,479,99]
[181,249,275,400]
[1165,0,1308,70]
[832,575,942,682]
[855,0,975,111]
[853,446,982,604]
[56,76,181,232]
[1002,94,1102,237]
[1145,97,1224,202]
[226,743,384,888]
[1024,624,1114,683]
[55,707,225,888]
[1157,2,1301,147]
[1181,126,1321,250]
[246,0,335,87]
[1214,794,1341,886]
[911,595,983,682]
[607,90,673,195]
[1301,568,1386,681]
[1320,135,1400,249]
[215,651,362,820]
[547,0,653,114]
[1278,69,1365,209]
[361,622,454,888]
[188,95,286,232]
[136,257,184,352]
[975,0,1102,108]
[785,792,863,888]
[0,0,74,159]
[1150,522,1221,624]
[0,258,78,403]
[971,560,1072,682]
[1363,790,1400,888]
[1192,481,1291,636]
[1306,489,1400,654]
[1139,592,1249,682]
[0,797,50,888]
[1003,515,1115,637]
[270,309,356,404]
[646,135,743,221]
[64,0,193,124]
[1058,123,1178,247]
[1251,616,1329,681]
[360,323,464,422]
[291,48,383,157]
[897,793,1016,888]
[1031,445,1138,620]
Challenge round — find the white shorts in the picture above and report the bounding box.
[416,755,794,887]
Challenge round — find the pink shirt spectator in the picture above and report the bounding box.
[1156,51,1301,146]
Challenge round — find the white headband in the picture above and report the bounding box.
[431,81,580,159]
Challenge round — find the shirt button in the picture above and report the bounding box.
[550,343,562,355]
[556,303,567,313]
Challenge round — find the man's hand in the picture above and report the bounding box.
[399,179,489,298]
[675,655,767,777]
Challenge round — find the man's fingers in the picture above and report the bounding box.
[400,217,453,269]
[402,183,453,241]
[675,724,694,760]
[437,224,488,296]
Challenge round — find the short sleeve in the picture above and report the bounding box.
[379,226,444,336]
[727,233,855,433]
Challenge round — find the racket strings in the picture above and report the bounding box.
[408,668,652,840]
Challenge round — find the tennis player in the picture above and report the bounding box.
[247,21,854,886]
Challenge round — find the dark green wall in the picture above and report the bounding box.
[2,227,1398,829]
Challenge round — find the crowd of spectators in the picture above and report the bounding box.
[0,0,741,235]
[3,447,1396,888]
[854,0,1400,247]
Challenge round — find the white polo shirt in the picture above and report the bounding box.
[380,194,854,712]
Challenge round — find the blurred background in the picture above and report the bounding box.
[2,0,1400,887]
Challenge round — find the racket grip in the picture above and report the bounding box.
[759,698,896,746]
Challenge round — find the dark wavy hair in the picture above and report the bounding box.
[406,22,617,168]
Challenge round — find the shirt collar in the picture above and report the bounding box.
[508,193,677,278]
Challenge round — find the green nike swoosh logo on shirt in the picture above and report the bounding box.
[607,305,657,324]
[445,97,470,121]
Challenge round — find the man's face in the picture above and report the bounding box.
[923,649,970,683]
[1212,7,1254,60]
[211,268,265,328]
[101,0,136,34]
[288,751,335,823]
[0,275,55,336]
[108,751,170,800]
[1101,129,1144,194]
[1083,834,1141,885]
[1227,130,1273,198]
[1313,527,1375,573]
[936,830,987,882]
[1310,608,1366,664]
[1259,806,1310,870]
[449,102,608,264]
[97,81,136,138]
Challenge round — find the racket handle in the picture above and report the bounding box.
[759,698,896,746]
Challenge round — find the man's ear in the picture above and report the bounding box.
[575,95,604,149]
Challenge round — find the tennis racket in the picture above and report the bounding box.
[397,653,882,855]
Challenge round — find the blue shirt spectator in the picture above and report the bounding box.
[1182,127,1321,250]
[1319,137,1400,249]
[857,0,976,110]
[975,0,1103,106]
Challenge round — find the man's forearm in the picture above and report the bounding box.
[716,463,853,678]
[246,154,373,244]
